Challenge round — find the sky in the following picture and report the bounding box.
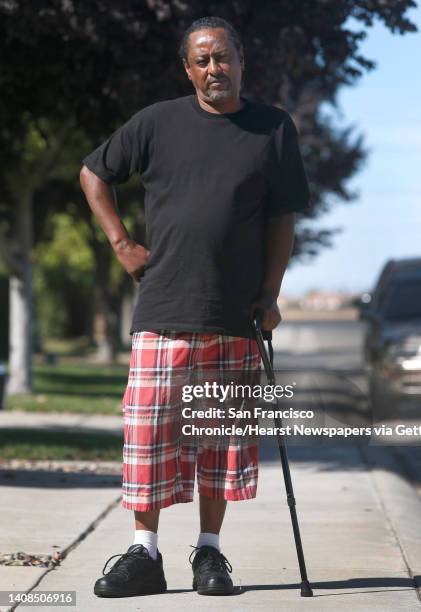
[284,3,421,297]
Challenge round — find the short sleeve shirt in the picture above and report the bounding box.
[82,94,311,339]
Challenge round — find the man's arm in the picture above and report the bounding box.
[252,212,295,330]
[80,165,149,281]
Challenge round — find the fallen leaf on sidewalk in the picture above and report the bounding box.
[0,551,61,568]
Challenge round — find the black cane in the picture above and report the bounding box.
[254,315,313,598]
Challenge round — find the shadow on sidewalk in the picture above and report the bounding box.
[1,440,421,492]
[238,575,419,597]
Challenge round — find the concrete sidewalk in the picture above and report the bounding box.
[1,437,421,611]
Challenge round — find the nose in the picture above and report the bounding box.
[208,56,223,76]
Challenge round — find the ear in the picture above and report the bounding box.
[183,59,192,81]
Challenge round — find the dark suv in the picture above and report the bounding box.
[360,257,421,418]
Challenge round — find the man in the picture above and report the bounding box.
[80,15,310,598]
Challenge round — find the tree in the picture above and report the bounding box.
[0,118,77,391]
[0,1,176,386]
[0,0,416,388]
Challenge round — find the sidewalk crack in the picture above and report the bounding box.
[9,495,121,611]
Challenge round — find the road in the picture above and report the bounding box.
[272,317,421,494]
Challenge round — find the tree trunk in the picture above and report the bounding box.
[93,285,120,363]
[7,193,33,394]
[92,244,120,364]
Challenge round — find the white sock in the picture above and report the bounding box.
[133,530,158,560]
[197,532,220,551]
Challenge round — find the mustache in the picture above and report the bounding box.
[207,77,229,85]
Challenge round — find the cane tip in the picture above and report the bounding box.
[300,580,313,597]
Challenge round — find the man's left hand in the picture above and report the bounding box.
[250,293,282,331]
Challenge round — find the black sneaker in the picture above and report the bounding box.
[94,544,167,598]
[189,545,234,595]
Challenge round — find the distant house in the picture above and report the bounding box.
[299,290,356,311]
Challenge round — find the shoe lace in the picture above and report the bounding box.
[188,545,232,574]
[101,544,150,578]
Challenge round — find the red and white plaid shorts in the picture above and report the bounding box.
[121,330,261,511]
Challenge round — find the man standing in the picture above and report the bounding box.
[80,16,310,598]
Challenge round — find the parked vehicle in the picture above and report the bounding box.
[360,257,421,419]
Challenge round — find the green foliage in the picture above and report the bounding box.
[36,213,94,280]
[34,213,95,338]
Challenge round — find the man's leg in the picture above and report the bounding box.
[94,331,195,598]
[189,334,261,595]
[197,496,227,551]
[133,510,160,560]
[199,496,226,534]
[135,509,160,532]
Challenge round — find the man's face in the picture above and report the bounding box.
[183,28,244,103]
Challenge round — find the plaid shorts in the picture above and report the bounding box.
[121,330,261,511]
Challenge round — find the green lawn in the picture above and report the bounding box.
[0,428,123,461]
[2,362,128,460]
[5,363,128,415]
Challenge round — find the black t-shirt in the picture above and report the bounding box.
[82,94,310,339]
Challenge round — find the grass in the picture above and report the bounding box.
[41,336,97,356]
[5,363,129,415]
[3,360,128,460]
[0,429,123,461]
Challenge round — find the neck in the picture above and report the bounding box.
[196,95,244,115]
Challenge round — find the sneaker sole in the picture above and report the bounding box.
[94,580,167,598]
[193,581,234,596]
